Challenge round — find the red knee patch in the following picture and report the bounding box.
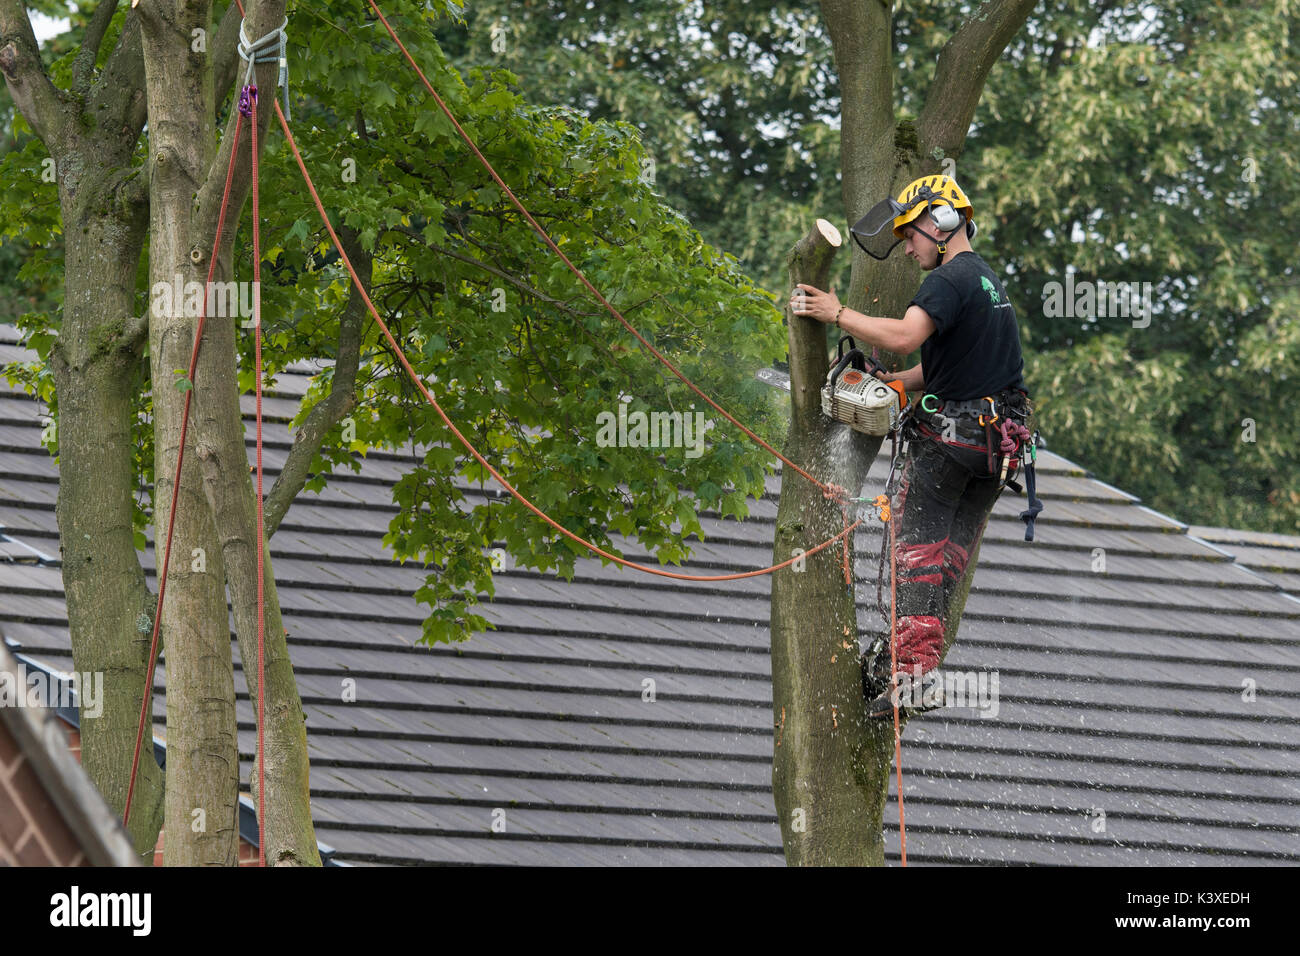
[895,539,947,572]
[943,539,971,579]
[893,614,944,673]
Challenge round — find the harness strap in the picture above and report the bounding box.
[922,390,1026,419]
[1019,432,1044,541]
[914,397,1046,542]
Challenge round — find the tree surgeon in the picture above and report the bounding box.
[790,175,1040,719]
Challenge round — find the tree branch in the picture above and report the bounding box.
[406,230,605,319]
[0,0,74,149]
[88,9,147,142]
[264,229,369,537]
[817,0,896,219]
[72,0,119,93]
[916,0,1039,159]
[211,1,244,115]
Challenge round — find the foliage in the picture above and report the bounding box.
[2,0,790,643]
[436,0,1300,533]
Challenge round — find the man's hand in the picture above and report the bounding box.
[789,284,842,324]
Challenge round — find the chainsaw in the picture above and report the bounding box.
[821,335,907,436]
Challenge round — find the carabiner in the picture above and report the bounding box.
[920,393,940,414]
[978,395,999,427]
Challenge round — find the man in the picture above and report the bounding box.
[789,175,1033,719]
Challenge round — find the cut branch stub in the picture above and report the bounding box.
[786,219,842,423]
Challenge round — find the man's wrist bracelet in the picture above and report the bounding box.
[834,305,847,328]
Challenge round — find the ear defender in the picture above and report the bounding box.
[930,202,962,232]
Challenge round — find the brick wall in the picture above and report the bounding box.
[0,718,90,866]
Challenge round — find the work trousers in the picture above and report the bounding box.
[875,414,1008,675]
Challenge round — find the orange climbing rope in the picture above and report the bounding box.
[362,1,842,498]
[366,0,907,860]
[271,103,863,581]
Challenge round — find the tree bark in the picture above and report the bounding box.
[770,221,892,865]
[770,0,1040,865]
[140,0,318,865]
[139,0,245,866]
[53,197,164,862]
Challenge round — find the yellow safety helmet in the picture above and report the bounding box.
[891,175,973,239]
[849,174,975,260]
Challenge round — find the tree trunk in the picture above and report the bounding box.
[768,0,1038,867]
[139,0,317,865]
[191,282,321,866]
[770,221,893,864]
[139,0,242,866]
[54,195,163,863]
[2,3,164,861]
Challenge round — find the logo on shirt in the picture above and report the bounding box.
[980,275,1000,304]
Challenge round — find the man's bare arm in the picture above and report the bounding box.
[788,285,935,354]
[835,304,935,355]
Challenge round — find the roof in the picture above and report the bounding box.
[1187,526,1300,600]
[2,325,1298,865]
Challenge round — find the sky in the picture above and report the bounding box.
[31,12,70,43]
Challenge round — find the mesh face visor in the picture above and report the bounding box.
[849,198,909,260]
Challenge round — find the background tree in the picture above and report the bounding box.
[2,0,165,858]
[951,0,1299,531]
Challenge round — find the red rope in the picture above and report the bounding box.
[123,114,246,828]
[250,89,267,868]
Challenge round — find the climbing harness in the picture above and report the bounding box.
[911,389,1044,541]
[821,335,908,437]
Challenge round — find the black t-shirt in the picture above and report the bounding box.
[910,251,1026,400]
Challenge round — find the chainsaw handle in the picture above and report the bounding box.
[865,355,892,380]
[838,335,893,381]
[828,342,867,395]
